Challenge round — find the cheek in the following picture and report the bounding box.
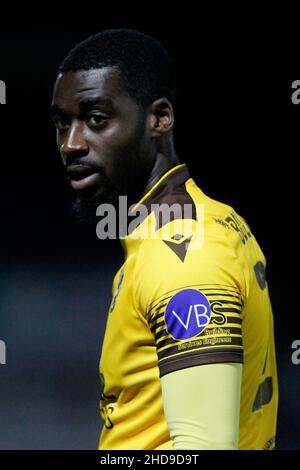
[96,122,146,162]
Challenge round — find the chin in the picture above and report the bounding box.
[70,186,120,227]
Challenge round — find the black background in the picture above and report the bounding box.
[0,4,299,449]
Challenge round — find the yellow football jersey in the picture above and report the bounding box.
[99,163,278,450]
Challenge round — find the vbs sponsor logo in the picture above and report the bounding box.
[164,289,211,340]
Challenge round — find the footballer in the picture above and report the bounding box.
[50,29,278,450]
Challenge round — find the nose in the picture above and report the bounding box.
[60,121,89,164]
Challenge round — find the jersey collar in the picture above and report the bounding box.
[130,163,190,214]
[120,163,193,256]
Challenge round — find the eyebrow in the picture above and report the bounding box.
[78,97,115,112]
[50,96,115,117]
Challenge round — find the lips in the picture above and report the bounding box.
[66,165,100,191]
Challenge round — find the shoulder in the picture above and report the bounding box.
[134,222,246,315]
[135,186,246,273]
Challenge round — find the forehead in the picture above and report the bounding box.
[51,66,129,109]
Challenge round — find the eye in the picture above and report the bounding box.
[86,114,107,128]
[53,118,68,133]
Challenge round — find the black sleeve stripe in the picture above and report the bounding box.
[146,298,172,319]
[149,313,165,328]
[150,310,243,335]
[209,299,244,307]
[226,316,242,324]
[159,346,243,364]
[159,350,244,378]
[205,292,242,300]
[150,320,165,333]
[213,307,243,314]
[148,300,242,329]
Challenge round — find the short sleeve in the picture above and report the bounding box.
[134,230,246,378]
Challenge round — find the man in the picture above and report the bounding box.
[50,29,278,450]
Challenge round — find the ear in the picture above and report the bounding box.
[148,98,174,137]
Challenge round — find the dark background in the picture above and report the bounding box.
[0,5,299,449]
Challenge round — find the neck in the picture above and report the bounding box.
[142,140,180,198]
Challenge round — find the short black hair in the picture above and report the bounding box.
[58,28,176,110]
